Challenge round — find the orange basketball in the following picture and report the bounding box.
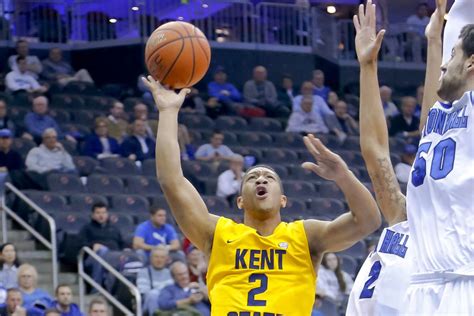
[145,21,211,89]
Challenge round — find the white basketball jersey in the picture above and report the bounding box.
[407,91,474,272]
[346,221,410,316]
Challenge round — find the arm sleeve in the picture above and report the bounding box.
[317,97,335,116]
[222,145,234,156]
[5,73,21,91]
[30,56,43,75]
[243,81,258,104]
[25,149,48,173]
[286,113,303,132]
[134,223,146,238]
[136,268,151,293]
[207,82,221,98]
[24,114,42,136]
[29,77,41,90]
[158,286,178,310]
[194,145,208,158]
[166,225,178,243]
[267,82,278,105]
[217,172,240,197]
[61,152,76,171]
[229,84,242,101]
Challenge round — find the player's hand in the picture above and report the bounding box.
[353,0,385,65]
[302,134,350,183]
[425,0,446,40]
[141,75,190,112]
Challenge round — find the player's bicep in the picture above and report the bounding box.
[365,155,407,226]
[161,178,218,252]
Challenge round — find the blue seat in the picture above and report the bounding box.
[25,191,68,213]
[202,195,230,214]
[87,174,124,194]
[248,117,282,132]
[263,148,299,164]
[68,193,109,212]
[272,133,305,148]
[55,213,88,235]
[317,182,344,199]
[182,161,216,178]
[215,116,248,131]
[306,198,346,217]
[282,198,306,216]
[125,176,162,195]
[100,157,140,175]
[283,181,316,197]
[110,194,150,213]
[142,159,156,176]
[73,156,100,176]
[47,173,86,193]
[238,132,273,147]
[180,114,215,129]
[232,147,263,163]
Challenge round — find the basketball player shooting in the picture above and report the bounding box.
[141,76,381,315]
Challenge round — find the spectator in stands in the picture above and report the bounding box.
[243,66,287,117]
[316,253,353,306]
[0,100,16,135]
[5,56,48,94]
[415,84,424,117]
[79,202,124,287]
[24,96,75,144]
[25,128,76,189]
[105,101,128,143]
[17,264,53,309]
[0,288,27,316]
[82,118,120,159]
[87,298,108,316]
[286,95,330,134]
[186,246,207,285]
[133,207,182,262]
[312,69,331,102]
[0,129,24,177]
[131,103,157,139]
[379,86,399,119]
[49,285,83,316]
[137,74,154,105]
[277,74,295,110]
[216,154,244,204]
[0,243,20,289]
[136,246,174,315]
[120,119,156,162]
[407,3,430,37]
[395,144,417,184]
[180,88,206,115]
[195,130,234,162]
[389,96,420,138]
[158,262,210,315]
[334,100,359,135]
[311,294,324,316]
[42,48,94,86]
[8,40,42,79]
[207,66,241,114]
[327,91,339,111]
[406,3,430,62]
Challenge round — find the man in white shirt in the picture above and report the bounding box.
[195,130,234,162]
[406,2,430,62]
[394,144,417,184]
[5,56,47,94]
[216,154,245,203]
[8,40,42,79]
[287,95,329,134]
[379,85,399,119]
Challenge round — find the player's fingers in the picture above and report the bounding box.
[302,162,321,174]
[375,29,386,51]
[309,136,329,154]
[303,135,321,157]
[353,15,361,32]
[358,4,365,25]
[141,76,152,88]
[370,2,376,31]
[178,88,191,98]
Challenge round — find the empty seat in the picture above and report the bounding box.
[215,116,248,131]
[338,240,366,260]
[202,196,230,213]
[142,159,156,176]
[100,157,140,175]
[182,161,216,178]
[108,213,135,229]
[125,176,162,195]
[204,178,217,196]
[72,110,96,126]
[338,150,365,167]
[248,117,282,132]
[51,94,85,109]
[55,213,88,235]
[288,165,323,181]
[317,182,344,199]
[263,149,299,164]
[68,193,108,212]
[282,198,306,214]
[58,138,78,155]
[283,181,316,197]
[87,174,124,194]
[180,114,214,129]
[221,131,239,146]
[272,133,305,148]
[49,108,71,124]
[73,156,99,176]
[341,136,360,151]
[47,173,85,193]
[265,164,289,179]
[238,132,273,147]
[306,198,345,217]
[339,254,359,278]
[12,138,36,158]
[110,194,150,213]
[151,195,170,209]
[25,191,68,213]
[232,147,263,163]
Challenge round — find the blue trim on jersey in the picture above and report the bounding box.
[439,101,452,109]
[470,91,473,106]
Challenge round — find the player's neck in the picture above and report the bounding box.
[244,212,282,236]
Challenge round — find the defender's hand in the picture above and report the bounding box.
[141,75,190,112]
[302,134,350,183]
[425,0,446,40]
[354,0,386,65]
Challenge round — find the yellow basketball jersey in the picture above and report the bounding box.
[207,217,316,316]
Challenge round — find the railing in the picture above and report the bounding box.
[0,182,58,289]
[78,246,142,316]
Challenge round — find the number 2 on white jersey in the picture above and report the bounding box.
[359,260,382,299]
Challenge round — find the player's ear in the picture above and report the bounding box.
[467,54,474,71]
[280,195,287,208]
[236,195,244,210]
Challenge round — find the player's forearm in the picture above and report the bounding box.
[155,110,185,185]
[359,64,390,158]
[420,38,442,131]
[336,171,381,233]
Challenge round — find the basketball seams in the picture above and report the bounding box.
[180,23,196,87]
[193,26,210,64]
[160,38,185,86]
[145,28,183,65]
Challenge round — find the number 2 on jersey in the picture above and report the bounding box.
[248,273,268,306]
[359,261,381,299]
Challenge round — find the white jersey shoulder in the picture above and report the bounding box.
[407,91,474,272]
[347,221,410,316]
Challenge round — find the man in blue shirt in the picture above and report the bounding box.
[158,262,210,316]
[312,69,331,102]
[49,285,84,316]
[133,207,183,262]
[207,66,241,104]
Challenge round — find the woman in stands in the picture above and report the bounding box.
[17,264,53,309]
[0,243,21,289]
[317,252,354,306]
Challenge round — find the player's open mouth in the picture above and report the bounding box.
[256,186,268,200]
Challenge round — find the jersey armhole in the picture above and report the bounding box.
[299,220,317,280]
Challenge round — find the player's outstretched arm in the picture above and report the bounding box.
[355,0,406,226]
[142,76,218,254]
[420,0,446,131]
[302,135,381,255]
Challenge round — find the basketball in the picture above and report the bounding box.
[145,21,211,89]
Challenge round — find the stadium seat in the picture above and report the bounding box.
[341,135,360,151]
[87,174,124,194]
[221,131,239,146]
[55,213,88,235]
[316,298,338,316]
[151,195,170,210]
[317,182,345,199]
[283,181,316,197]
[263,148,299,164]
[142,159,156,176]
[58,138,78,156]
[282,198,306,214]
[288,165,323,181]
[73,156,100,176]
[390,153,402,166]
[338,150,365,167]
[265,164,289,179]
[12,138,36,158]
[339,254,359,278]
[47,173,85,193]
[338,240,367,260]
[248,117,282,132]
[180,114,215,129]
[389,137,407,154]
[100,157,140,175]
[232,147,263,163]
[182,161,216,178]
[51,94,85,109]
[356,167,371,183]
[25,191,68,214]
[110,194,150,213]
[125,176,162,195]
[215,116,248,131]
[188,130,203,145]
[238,132,273,147]
[306,198,346,218]
[108,212,135,229]
[202,195,230,213]
[9,107,28,125]
[271,133,305,148]
[49,109,71,124]
[204,178,217,196]
[68,193,109,212]
[72,110,96,126]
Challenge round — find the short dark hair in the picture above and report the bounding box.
[6,288,21,296]
[16,56,26,63]
[55,284,70,296]
[459,24,474,58]
[150,206,166,215]
[91,201,107,213]
[16,39,27,46]
[44,308,61,316]
[212,129,223,135]
[240,164,284,193]
[282,73,292,80]
[88,298,108,312]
